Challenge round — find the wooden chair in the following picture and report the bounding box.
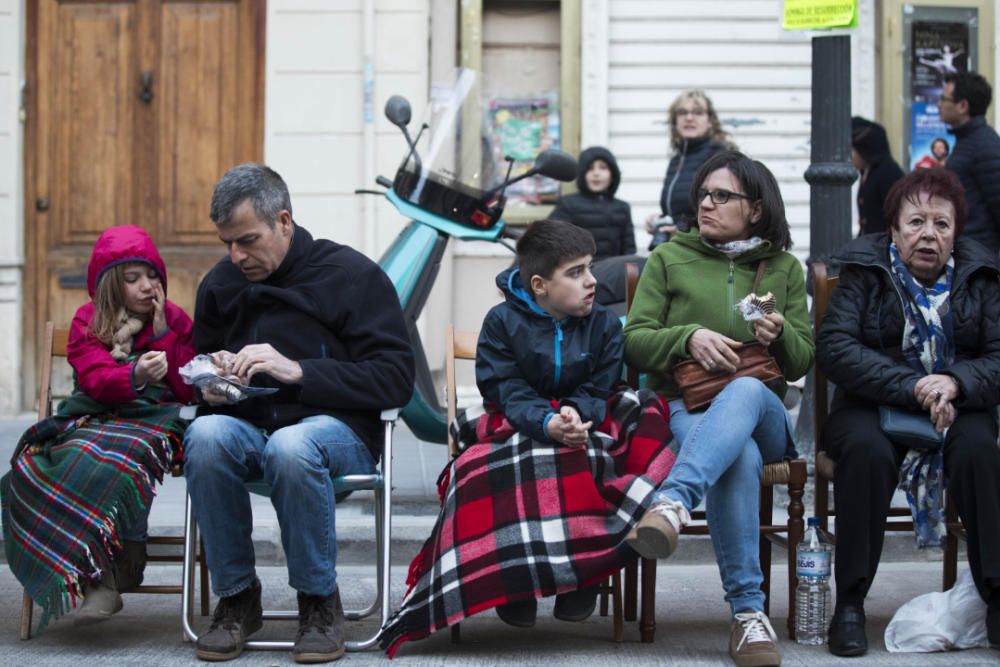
[811,263,964,590]
[19,322,208,639]
[444,324,626,643]
[623,262,807,637]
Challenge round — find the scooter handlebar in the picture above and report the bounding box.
[375,175,393,189]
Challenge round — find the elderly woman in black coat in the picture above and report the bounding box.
[817,168,1000,657]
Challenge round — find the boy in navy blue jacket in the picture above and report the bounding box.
[475,218,624,625]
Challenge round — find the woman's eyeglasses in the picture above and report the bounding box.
[697,188,753,205]
[676,108,708,118]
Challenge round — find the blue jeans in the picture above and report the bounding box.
[183,414,376,598]
[654,377,794,617]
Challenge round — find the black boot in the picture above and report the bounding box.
[196,578,263,662]
[294,590,346,663]
[828,602,867,657]
[115,540,147,591]
[496,598,537,628]
[553,586,599,622]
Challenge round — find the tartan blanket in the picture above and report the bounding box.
[1,385,186,631]
[381,387,677,656]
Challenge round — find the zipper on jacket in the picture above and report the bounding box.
[664,139,688,217]
[727,260,735,331]
[554,323,564,387]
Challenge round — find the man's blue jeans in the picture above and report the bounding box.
[654,377,794,617]
[183,414,376,598]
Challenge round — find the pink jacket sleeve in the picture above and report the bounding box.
[67,304,139,404]
[145,301,196,403]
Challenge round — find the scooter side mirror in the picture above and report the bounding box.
[384,95,412,128]
[531,149,577,182]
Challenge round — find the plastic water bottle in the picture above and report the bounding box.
[795,516,832,645]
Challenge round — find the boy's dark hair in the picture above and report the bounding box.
[689,150,792,251]
[516,219,596,285]
[944,71,993,117]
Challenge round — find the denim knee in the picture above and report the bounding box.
[183,415,245,474]
[718,376,770,404]
[264,428,322,478]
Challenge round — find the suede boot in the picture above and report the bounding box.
[75,575,123,625]
[115,540,147,591]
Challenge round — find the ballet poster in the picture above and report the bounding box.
[911,21,969,99]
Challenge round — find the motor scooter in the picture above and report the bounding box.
[362,72,642,443]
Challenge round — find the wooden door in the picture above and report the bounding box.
[24,0,264,405]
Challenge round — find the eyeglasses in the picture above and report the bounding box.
[676,108,708,118]
[697,188,753,205]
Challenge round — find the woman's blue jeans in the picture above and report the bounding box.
[183,414,376,598]
[654,377,794,617]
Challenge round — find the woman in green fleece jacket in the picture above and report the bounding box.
[624,151,814,667]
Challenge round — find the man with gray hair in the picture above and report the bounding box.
[184,163,414,663]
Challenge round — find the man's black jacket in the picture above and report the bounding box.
[947,116,1000,253]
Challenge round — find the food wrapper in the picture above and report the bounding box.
[736,292,776,322]
[179,353,278,404]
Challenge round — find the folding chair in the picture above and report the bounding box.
[180,408,400,651]
[444,324,625,644]
[811,262,963,589]
[623,262,807,637]
[19,321,209,640]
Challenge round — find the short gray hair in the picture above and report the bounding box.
[210,163,292,228]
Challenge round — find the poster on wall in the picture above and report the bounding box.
[483,93,560,206]
[908,20,969,169]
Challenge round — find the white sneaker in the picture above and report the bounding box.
[729,611,781,667]
[626,499,690,559]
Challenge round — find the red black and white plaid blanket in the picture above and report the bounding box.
[381,387,676,656]
[1,387,186,631]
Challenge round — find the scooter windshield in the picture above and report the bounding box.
[392,68,503,230]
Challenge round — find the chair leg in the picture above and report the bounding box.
[759,486,773,617]
[451,623,461,643]
[20,590,33,640]
[786,460,807,638]
[624,558,638,622]
[612,570,623,643]
[639,557,656,643]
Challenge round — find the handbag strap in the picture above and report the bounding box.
[752,260,767,293]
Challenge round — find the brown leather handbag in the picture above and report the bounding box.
[671,261,785,411]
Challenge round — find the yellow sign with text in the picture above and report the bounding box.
[783,0,858,30]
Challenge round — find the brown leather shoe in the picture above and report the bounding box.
[729,611,781,667]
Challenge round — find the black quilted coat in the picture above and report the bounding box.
[816,232,1000,412]
[946,116,1000,253]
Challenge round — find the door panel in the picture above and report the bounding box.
[24,0,264,407]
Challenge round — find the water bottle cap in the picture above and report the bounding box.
[807,517,820,527]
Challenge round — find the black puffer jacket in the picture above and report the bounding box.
[550,146,635,260]
[852,117,904,236]
[659,136,727,231]
[946,116,1000,253]
[816,233,1000,412]
[475,266,624,443]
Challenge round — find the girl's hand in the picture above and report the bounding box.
[134,350,167,387]
[686,328,743,373]
[152,284,167,337]
[546,406,591,447]
[752,312,785,346]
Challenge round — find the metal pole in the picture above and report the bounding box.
[796,34,858,470]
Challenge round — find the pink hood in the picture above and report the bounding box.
[87,225,167,297]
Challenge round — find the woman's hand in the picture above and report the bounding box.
[644,212,660,234]
[152,284,168,337]
[687,328,743,373]
[752,312,785,346]
[546,405,592,447]
[930,397,956,432]
[914,374,960,410]
[134,350,167,387]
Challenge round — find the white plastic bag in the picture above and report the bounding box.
[885,569,989,652]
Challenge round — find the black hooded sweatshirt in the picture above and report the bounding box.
[193,224,415,457]
[550,146,635,260]
[851,117,904,236]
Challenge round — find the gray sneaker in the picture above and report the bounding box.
[74,577,123,625]
[293,590,346,663]
[196,578,263,662]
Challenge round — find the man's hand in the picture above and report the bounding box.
[134,350,167,387]
[686,328,743,373]
[200,385,232,406]
[231,343,303,384]
[752,312,784,347]
[152,284,168,337]
[546,405,592,447]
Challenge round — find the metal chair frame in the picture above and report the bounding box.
[180,408,399,652]
[19,322,209,640]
